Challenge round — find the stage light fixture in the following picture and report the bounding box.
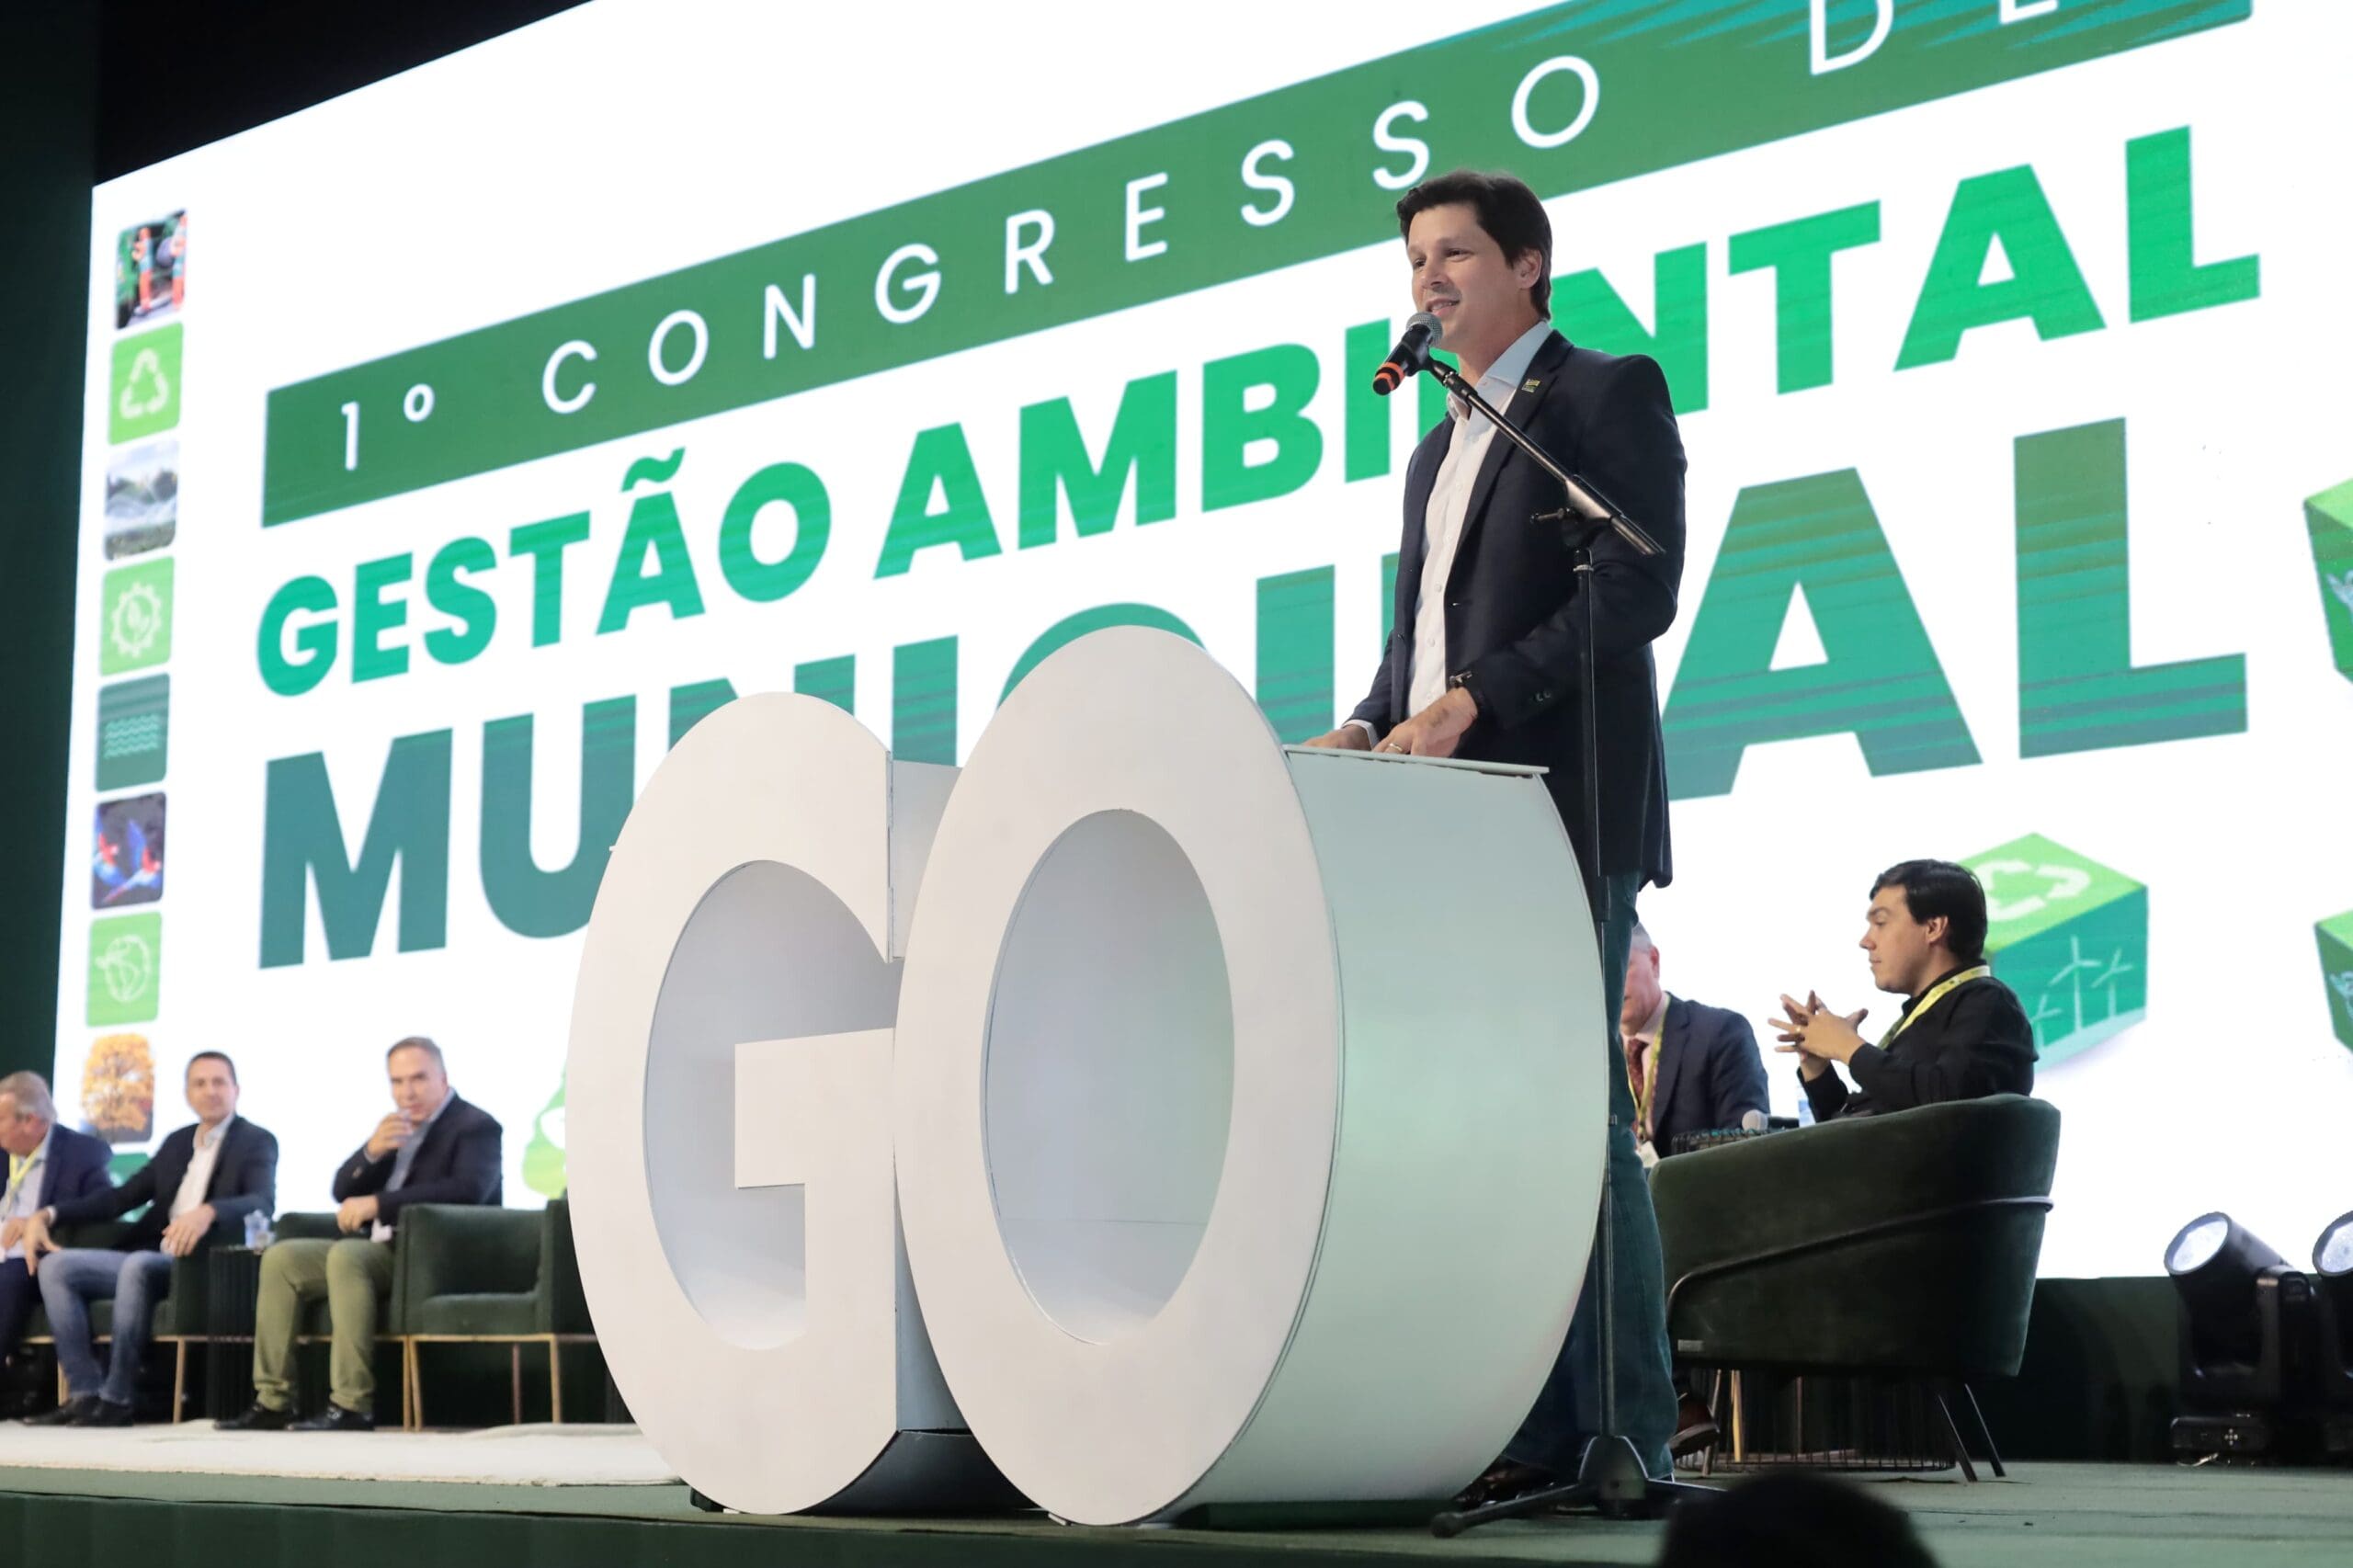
[2164,1211,2317,1460]
[2312,1210,2353,1457]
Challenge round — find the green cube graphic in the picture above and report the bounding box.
[86,912,163,1027]
[2318,910,2353,1053]
[2307,479,2353,684]
[108,324,183,443]
[1966,834,2148,1068]
[96,675,169,790]
[98,558,175,675]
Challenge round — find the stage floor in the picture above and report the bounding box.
[3,1432,2348,1568]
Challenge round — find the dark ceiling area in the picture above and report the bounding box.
[96,0,590,180]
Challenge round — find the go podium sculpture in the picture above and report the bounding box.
[567,628,1606,1525]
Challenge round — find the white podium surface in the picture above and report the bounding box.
[567,628,1607,1523]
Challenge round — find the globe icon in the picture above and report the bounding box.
[97,934,155,1005]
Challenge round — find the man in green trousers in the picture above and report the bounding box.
[218,1038,503,1432]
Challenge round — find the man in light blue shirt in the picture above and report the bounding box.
[218,1040,502,1433]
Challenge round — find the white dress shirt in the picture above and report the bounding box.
[170,1117,233,1221]
[1351,318,1555,740]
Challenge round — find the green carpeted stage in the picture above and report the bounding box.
[5,1456,2349,1568]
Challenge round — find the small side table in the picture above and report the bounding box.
[200,1246,266,1420]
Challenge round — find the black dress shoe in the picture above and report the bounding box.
[22,1395,99,1427]
[1451,1458,1558,1509]
[216,1402,294,1431]
[290,1403,374,1432]
[80,1399,134,1427]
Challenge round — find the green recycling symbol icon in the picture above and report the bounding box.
[108,325,183,442]
[1975,858,2092,923]
[119,349,170,419]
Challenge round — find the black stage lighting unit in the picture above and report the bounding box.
[2165,1211,2317,1459]
[2312,1210,2353,1458]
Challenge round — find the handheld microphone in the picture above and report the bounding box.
[1370,312,1443,396]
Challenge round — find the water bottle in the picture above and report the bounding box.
[244,1209,273,1252]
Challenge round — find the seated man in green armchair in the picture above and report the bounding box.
[20,1051,278,1426]
[218,1037,502,1433]
[1770,859,2035,1120]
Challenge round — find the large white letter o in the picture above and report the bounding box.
[1511,56,1601,150]
[892,630,1605,1524]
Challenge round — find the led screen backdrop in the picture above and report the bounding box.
[63,0,2353,1275]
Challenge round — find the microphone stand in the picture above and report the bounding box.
[1409,355,1713,1534]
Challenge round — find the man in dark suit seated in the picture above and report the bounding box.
[1771,860,2036,1119]
[19,1051,278,1426]
[218,1037,502,1433]
[1620,923,1768,1164]
[0,1074,115,1397]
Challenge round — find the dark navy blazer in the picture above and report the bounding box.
[50,1115,278,1250]
[1350,330,1687,887]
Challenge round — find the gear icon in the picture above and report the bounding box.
[109,580,165,660]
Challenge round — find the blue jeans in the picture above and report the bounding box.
[1503,869,1677,1478]
[40,1247,174,1408]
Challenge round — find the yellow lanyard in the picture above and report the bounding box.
[1881,965,1992,1049]
[4,1153,28,1207]
[1628,1037,1662,1134]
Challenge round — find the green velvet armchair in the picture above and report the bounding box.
[399,1198,594,1429]
[1650,1094,2062,1478]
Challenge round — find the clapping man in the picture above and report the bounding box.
[220,1038,501,1432]
[1771,861,2035,1120]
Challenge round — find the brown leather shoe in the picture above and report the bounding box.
[1451,1458,1558,1509]
[1670,1391,1721,1459]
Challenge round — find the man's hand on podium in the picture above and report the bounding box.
[1376,688,1478,759]
[1302,725,1373,751]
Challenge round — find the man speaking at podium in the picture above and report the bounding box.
[1305,169,1688,1494]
